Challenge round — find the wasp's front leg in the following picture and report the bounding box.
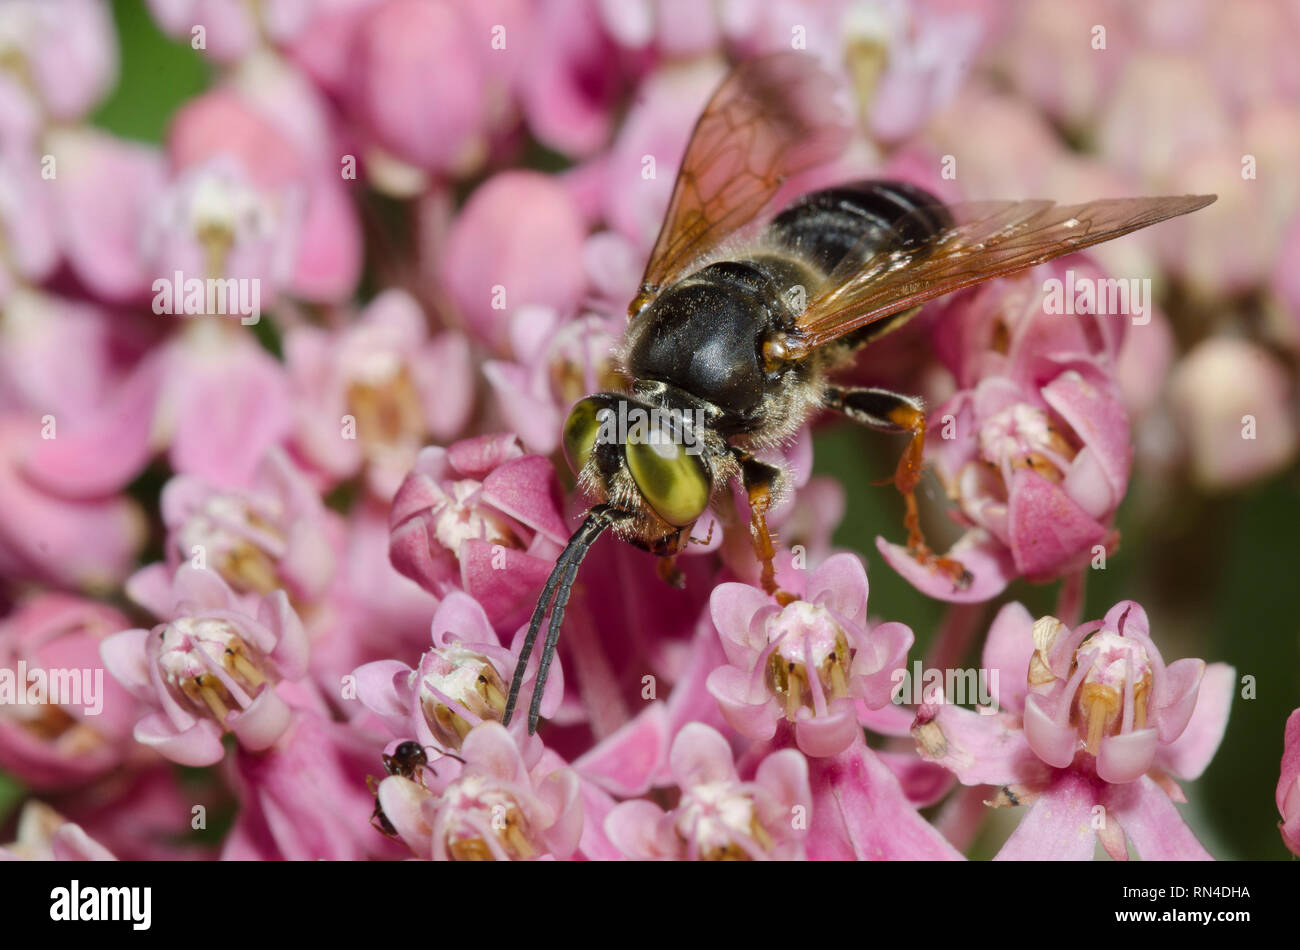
[824,385,971,589]
[737,454,797,605]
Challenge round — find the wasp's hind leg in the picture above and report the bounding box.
[737,455,797,606]
[823,385,971,589]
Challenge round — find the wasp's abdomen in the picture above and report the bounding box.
[765,180,953,277]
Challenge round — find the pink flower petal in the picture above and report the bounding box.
[1006,467,1106,578]
[1278,709,1300,856]
[98,628,154,702]
[133,711,225,767]
[876,529,1014,603]
[353,659,415,732]
[912,703,1049,787]
[439,171,586,351]
[669,722,737,787]
[1158,662,1235,782]
[227,686,293,751]
[709,582,773,664]
[1096,728,1158,784]
[794,701,861,758]
[876,750,956,808]
[262,589,308,680]
[1104,775,1213,860]
[604,799,672,859]
[706,666,777,742]
[446,433,524,480]
[994,773,1098,860]
[22,348,166,497]
[481,455,569,545]
[851,620,913,709]
[1023,694,1079,768]
[808,741,964,860]
[574,703,669,798]
[377,775,432,860]
[805,553,869,627]
[167,335,293,487]
[430,591,500,648]
[980,601,1036,714]
[1152,657,1206,744]
[1041,369,1131,503]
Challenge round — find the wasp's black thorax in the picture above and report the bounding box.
[622,181,952,435]
[623,258,806,433]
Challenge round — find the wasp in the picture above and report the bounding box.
[501,52,1215,734]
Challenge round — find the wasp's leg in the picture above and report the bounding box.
[738,455,797,605]
[656,555,685,588]
[823,385,971,588]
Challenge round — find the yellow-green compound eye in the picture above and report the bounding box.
[625,437,711,527]
[562,397,607,474]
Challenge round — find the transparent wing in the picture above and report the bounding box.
[633,52,849,313]
[782,194,1216,355]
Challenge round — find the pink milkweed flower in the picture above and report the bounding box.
[0,293,151,421]
[224,711,397,861]
[164,450,336,602]
[0,0,117,120]
[805,731,963,860]
[478,230,642,456]
[0,802,116,862]
[484,305,624,455]
[144,153,298,306]
[1021,603,1210,785]
[0,594,139,789]
[285,289,473,500]
[0,87,58,303]
[881,267,1134,602]
[707,553,913,758]
[54,765,219,861]
[0,415,146,590]
[851,0,990,145]
[353,591,562,753]
[100,565,313,767]
[519,0,623,158]
[304,499,440,694]
[1169,337,1298,492]
[929,261,1128,393]
[145,0,322,63]
[345,0,528,182]
[375,721,583,860]
[438,171,588,353]
[389,434,568,630]
[24,318,293,493]
[733,0,991,144]
[1279,709,1300,856]
[993,0,1129,131]
[604,722,812,860]
[153,63,363,305]
[912,601,1235,860]
[126,449,339,616]
[44,127,167,304]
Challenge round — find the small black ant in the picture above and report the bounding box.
[368,742,464,838]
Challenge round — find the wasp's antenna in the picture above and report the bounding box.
[502,505,626,733]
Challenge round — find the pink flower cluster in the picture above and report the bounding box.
[0,0,1293,863]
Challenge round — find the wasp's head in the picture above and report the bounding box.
[502,394,716,735]
[561,394,713,538]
